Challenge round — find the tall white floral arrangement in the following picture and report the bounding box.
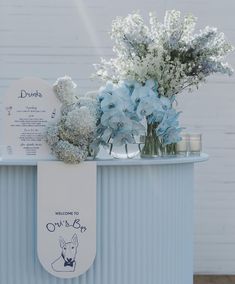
[95,10,233,97]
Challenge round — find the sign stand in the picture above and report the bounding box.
[37,161,97,279]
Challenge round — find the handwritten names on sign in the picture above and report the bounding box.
[46,211,87,233]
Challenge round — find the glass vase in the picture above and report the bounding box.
[161,143,177,157]
[140,123,162,158]
[86,145,99,160]
[140,123,177,158]
[107,140,145,159]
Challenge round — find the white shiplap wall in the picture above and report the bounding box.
[0,0,235,274]
[164,0,235,274]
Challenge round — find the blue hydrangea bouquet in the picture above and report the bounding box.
[46,10,233,163]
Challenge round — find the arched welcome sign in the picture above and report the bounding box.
[37,161,96,279]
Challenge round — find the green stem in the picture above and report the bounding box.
[141,123,161,158]
[140,123,177,158]
[162,143,177,156]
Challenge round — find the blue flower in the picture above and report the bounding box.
[97,80,177,147]
[160,96,172,110]
[117,93,135,113]
[99,82,136,115]
[165,109,181,128]
[109,113,133,131]
[136,91,162,118]
[162,127,182,145]
[156,118,169,136]
[119,80,141,93]
[148,110,165,123]
[100,93,122,112]
[125,110,140,122]
[145,79,158,93]
[98,81,115,101]
[101,109,120,127]
[111,132,136,146]
[113,83,130,98]
[131,120,146,135]
[131,85,150,104]
[156,109,181,137]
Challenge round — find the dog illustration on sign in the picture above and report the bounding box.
[51,234,78,272]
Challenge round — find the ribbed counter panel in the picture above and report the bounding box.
[0,163,194,284]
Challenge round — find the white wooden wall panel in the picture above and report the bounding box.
[164,0,235,274]
[0,0,235,274]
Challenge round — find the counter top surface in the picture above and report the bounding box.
[0,153,208,166]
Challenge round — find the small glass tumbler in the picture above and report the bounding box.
[176,133,189,156]
[189,133,202,155]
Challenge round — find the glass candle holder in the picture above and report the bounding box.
[189,133,202,155]
[176,133,189,156]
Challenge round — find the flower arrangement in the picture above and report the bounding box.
[95,10,233,97]
[46,11,233,162]
[45,76,100,163]
[97,81,145,146]
[94,10,233,157]
[97,79,182,155]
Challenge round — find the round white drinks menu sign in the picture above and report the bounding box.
[2,77,61,160]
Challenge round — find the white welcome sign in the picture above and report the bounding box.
[2,77,61,160]
[37,161,97,279]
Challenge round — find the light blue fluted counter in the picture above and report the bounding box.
[0,154,208,284]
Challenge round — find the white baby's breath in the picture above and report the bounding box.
[65,107,96,138]
[53,75,77,104]
[46,77,100,163]
[94,10,234,97]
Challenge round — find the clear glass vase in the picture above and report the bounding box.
[140,124,177,158]
[86,145,100,160]
[161,143,177,157]
[140,124,162,158]
[107,142,144,159]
